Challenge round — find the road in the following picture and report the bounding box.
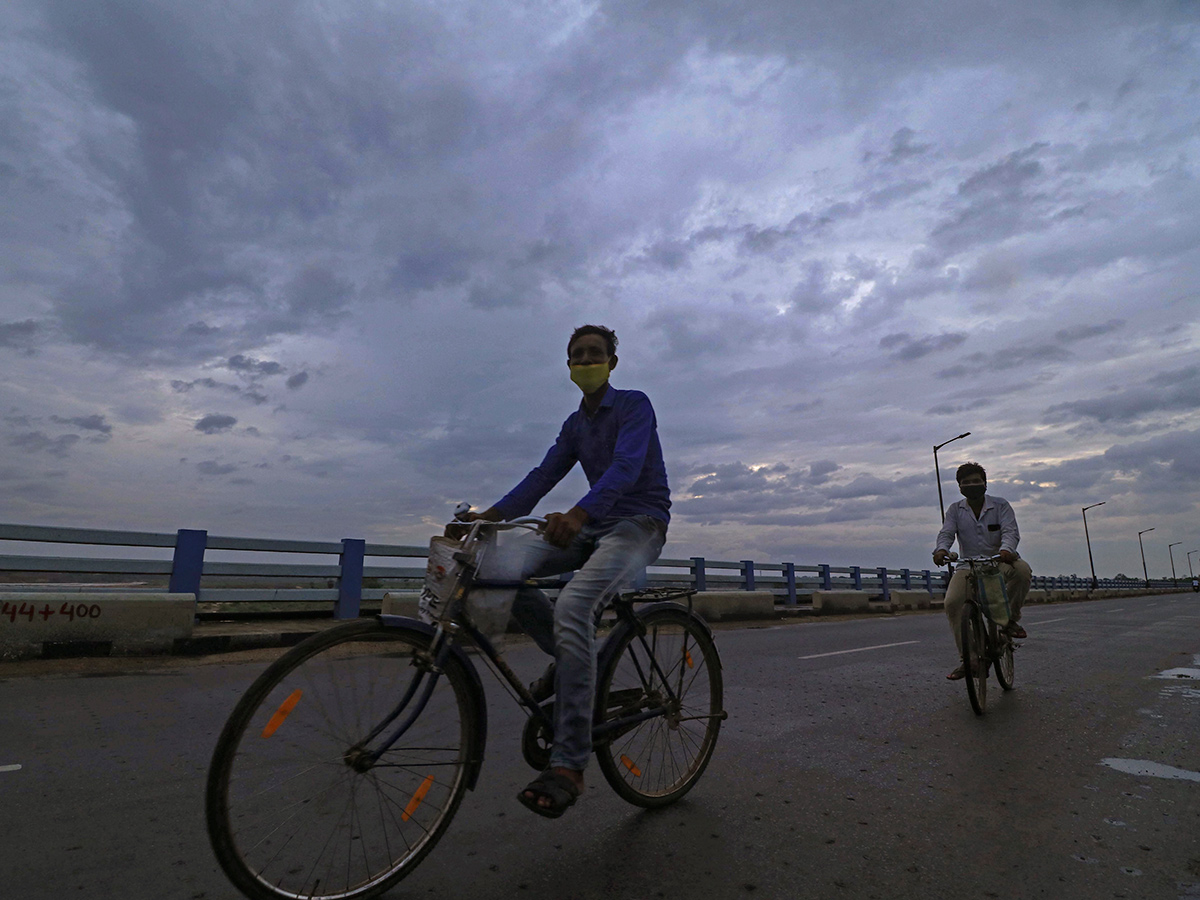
[2,593,1198,900]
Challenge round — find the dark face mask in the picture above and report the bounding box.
[960,483,986,501]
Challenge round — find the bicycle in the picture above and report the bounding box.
[945,553,1016,715]
[205,515,726,900]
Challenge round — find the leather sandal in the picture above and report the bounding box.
[517,769,580,819]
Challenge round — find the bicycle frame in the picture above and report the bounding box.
[955,555,1012,661]
[351,521,697,770]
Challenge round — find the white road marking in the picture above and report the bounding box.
[1107,607,1125,612]
[799,640,920,660]
[1025,617,1068,626]
[1100,758,1200,782]
[0,764,21,773]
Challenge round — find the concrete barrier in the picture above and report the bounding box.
[812,590,870,614]
[0,592,195,660]
[689,591,776,621]
[382,591,421,617]
[890,590,933,611]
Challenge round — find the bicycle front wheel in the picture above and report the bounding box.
[594,606,723,807]
[206,619,477,900]
[961,601,987,716]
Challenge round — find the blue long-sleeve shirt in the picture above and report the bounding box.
[493,386,671,525]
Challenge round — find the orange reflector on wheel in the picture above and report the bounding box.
[685,650,694,668]
[261,689,303,738]
[620,755,642,777]
[402,774,435,821]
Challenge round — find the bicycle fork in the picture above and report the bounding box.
[343,624,461,772]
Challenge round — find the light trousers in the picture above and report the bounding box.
[478,515,667,770]
[943,558,1032,654]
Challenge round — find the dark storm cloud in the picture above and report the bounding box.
[226,355,285,377]
[9,431,80,456]
[1053,320,1125,343]
[881,127,931,165]
[789,260,860,314]
[644,302,785,361]
[932,319,1131,380]
[676,465,932,526]
[688,461,794,496]
[1105,427,1200,479]
[197,460,237,476]
[865,179,932,210]
[285,371,309,390]
[925,399,995,415]
[172,377,268,404]
[1017,428,1200,499]
[0,320,41,352]
[49,414,112,434]
[677,461,929,524]
[879,331,968,361]
[807,460,840,485]
[195,414,238,434]
[1044,365,1200,424]
[929,144,1050,254]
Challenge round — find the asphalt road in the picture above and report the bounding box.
[2,593,1198,900]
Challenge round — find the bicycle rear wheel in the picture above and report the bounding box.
[594,606,723,807]
[961,601,987,715]
[994,626,1015,691]
[206,619,477,900]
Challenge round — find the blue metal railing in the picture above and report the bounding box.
[0,523,1180,617]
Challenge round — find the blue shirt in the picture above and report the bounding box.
[936,494,1021,558]
[493,386,671,525]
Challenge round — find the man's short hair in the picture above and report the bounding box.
[956,462,987,483]
[568,324,618,357]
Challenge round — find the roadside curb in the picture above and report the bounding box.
[11,588,1185,661]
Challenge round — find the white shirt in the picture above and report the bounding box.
[936,494,1020,559]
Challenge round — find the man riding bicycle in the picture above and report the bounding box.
[933,462,1032,681]
[458,324,670,818]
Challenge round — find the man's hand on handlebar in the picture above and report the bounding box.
[932,549,950,566]
[998,549,1016,564]
[543,506,589,549]
[445,506,502,539]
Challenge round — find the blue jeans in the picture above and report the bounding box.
[478,515,667,770]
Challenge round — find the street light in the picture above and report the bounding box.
[934,432,971,521]
[1082,502,1105,590]
[1169,542,1182,587]
[1189,549,1199,578]
[1137,527,1155,588]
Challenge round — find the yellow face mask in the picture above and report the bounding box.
[569,363,610,395]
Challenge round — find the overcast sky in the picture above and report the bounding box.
[2,0,1198,581]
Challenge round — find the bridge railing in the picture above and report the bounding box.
[0,523,1180,618]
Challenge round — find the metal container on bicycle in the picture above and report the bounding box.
[418,531,518,645]
[974,562,1011,627]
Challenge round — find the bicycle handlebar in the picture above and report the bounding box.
[939,553,1003,567]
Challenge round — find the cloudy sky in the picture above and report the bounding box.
[2,0,1198,581]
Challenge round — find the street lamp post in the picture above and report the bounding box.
[1169,542,1182,587]
[1138,528,1155,588]
[1189,550,1198,579]
[934,432,971,521]
[1082,502,1105,591]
